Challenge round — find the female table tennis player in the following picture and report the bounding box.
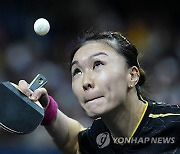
[18,31,180,154]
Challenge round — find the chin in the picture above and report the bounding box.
[86,110,104,119]
[88,114,101,119]
[83,101,110,118]
[86,112,101,119]
[87,107,116,119]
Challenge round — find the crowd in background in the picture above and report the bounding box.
[0,1,179,153]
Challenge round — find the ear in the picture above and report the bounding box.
[128,66,140,88]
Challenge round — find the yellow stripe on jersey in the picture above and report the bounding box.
[129,96,148,139]
[149,113,180,118]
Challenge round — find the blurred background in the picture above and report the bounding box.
[0,0,180,153]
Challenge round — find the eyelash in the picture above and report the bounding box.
[72,68,81,77]
[72,60,104,77]
[93,60,104,69]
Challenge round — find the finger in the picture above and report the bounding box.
[18,80,32,97]
[30,88,49,108]
[30,87,48,101]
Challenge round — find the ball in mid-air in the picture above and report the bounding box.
[34,18,50,36]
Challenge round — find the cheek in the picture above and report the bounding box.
[111,72,128,101]
[72,81,81,99]
[72,78,86,105]
[99,67,128,100]
[99,66,127,87]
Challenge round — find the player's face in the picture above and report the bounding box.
[71,41,129,118]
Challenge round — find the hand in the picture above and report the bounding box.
[18,80,49,108]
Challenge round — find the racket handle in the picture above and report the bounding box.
[28,74,47,91]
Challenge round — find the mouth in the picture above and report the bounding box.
[85,96,104,104]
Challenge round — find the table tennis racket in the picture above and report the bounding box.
[0,74,47,134]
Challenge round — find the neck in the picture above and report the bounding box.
[102,90,147,138]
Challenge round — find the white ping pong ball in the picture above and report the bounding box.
[34,18,50,36]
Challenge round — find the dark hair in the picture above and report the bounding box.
[71,31,146,96]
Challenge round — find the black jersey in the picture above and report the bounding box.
[78,98,180,154]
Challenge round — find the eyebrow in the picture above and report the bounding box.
[71,52,108,68]
[89,52,108,59]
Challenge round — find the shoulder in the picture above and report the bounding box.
[78,118,109,153]
[140,97,180,125]
[145,99,180,135]
[148,99,180,117]
[78,118,109,141]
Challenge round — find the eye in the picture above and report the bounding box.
[72,68,81,77]
[93,60,104,69]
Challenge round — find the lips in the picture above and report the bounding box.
[85,96,103,103]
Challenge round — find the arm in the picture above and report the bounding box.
[45,109,85,154]
[18,80,85,154]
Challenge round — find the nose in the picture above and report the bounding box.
[82,72,94,91]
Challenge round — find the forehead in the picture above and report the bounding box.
[72,41,119,61]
